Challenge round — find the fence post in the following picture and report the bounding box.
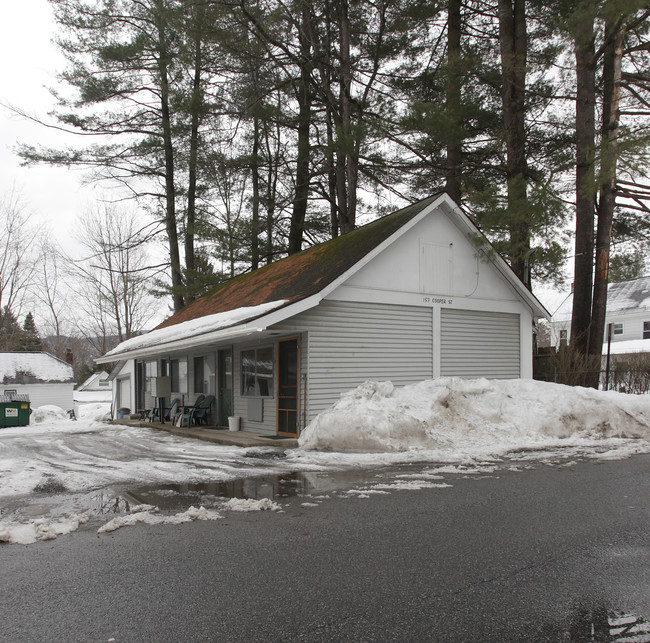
[605,323,612,390]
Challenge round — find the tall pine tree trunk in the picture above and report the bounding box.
[251,115,261,270]
[337,0,356,234]
[445,0,462,203]
[185,24,203,305]
[288,6,313,255]
[570,0,596,357]
[587,18,625,377]
[157,13,184,313]
[498,0,530,285]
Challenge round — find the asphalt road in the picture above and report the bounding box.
[1,454,649,642]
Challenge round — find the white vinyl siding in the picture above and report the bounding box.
[440,308,520,379]
[7,383,74,411]
[290,300,433,419]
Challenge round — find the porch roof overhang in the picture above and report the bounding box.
[96,324,271,363]
[96,300,292,364]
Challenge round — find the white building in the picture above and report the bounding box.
[0,352,75,410]
[98,193,548,436]
[547,276,650,354]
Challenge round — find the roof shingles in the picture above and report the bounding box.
[156,196,440,331]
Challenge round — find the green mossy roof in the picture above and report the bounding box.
[156,195,442,331]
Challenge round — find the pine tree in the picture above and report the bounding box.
[0,308,25,352]
[19,312,44,352]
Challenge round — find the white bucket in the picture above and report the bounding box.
[228,416,240,432]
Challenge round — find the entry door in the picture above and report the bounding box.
[119,377,131,410]
[277,338,299,437]
[218,349,233,426]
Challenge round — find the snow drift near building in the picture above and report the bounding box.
[298,378,650,453]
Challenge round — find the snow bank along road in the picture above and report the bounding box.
[0,377,649,545]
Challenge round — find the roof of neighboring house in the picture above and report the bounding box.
[546,276,650,322]
[607,276,650,312]
[0,352,75,385]
[99,193,548,363]
[76,371,111,391]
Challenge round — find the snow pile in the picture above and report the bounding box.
[98,506,221,534]
[222,497,282,512]
[0,514,89,545]
[76,402,111,422]
[30,405,69,423]
[298,378,650,454]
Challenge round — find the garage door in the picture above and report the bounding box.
[119,377,131,410]
[440,309,520,379]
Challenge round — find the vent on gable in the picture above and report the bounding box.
[420,241,453,296]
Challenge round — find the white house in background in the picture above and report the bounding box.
[76,370,111,392]
[97,193,549,437]
[74,371,113,411]
[0,352,75,410]
[548,276,650,353]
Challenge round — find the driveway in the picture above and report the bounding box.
[1,455,648,642]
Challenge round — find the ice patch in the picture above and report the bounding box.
[0,513,89,545]
[222,498,283,512]
[98,506,221,533]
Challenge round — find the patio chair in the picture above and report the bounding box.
[175,395,205,428]
[150,398,181,423]
[189,394,214,426]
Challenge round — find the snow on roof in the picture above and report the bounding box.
[0,353,74,384]
[534,286,573,318]
[104,300,288,359]
[542,276,650,323]
[607,276,650,312]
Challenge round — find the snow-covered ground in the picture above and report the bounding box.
[1,378,649,545]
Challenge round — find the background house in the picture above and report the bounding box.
[73,370,112,414]
[98,194,548,436]
[547,276,650,353]
[0,352,75,410]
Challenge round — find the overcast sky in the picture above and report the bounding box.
[0,0,102,252]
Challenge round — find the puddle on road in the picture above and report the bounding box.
[121,469,383,511]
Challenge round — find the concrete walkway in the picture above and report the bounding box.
[112,418,299,448]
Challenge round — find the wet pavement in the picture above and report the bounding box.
[1,455,648,642]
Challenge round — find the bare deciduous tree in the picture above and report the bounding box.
[0,190,36,317]
[70,204,159,353]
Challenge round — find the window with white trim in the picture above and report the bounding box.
[241,346,274,397]
[613,322,624,336]
[644,322,650,340]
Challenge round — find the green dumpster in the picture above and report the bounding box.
[0,394,31,428]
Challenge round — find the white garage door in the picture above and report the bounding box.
[440,309,520,379]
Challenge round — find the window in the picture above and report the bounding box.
[170,358,188,393]
[559,329,568,347]
[144,361,158,395]
[241,346,274,397]
[613,322,624,336]
[194,356,204,394]
[644,322,650,340]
